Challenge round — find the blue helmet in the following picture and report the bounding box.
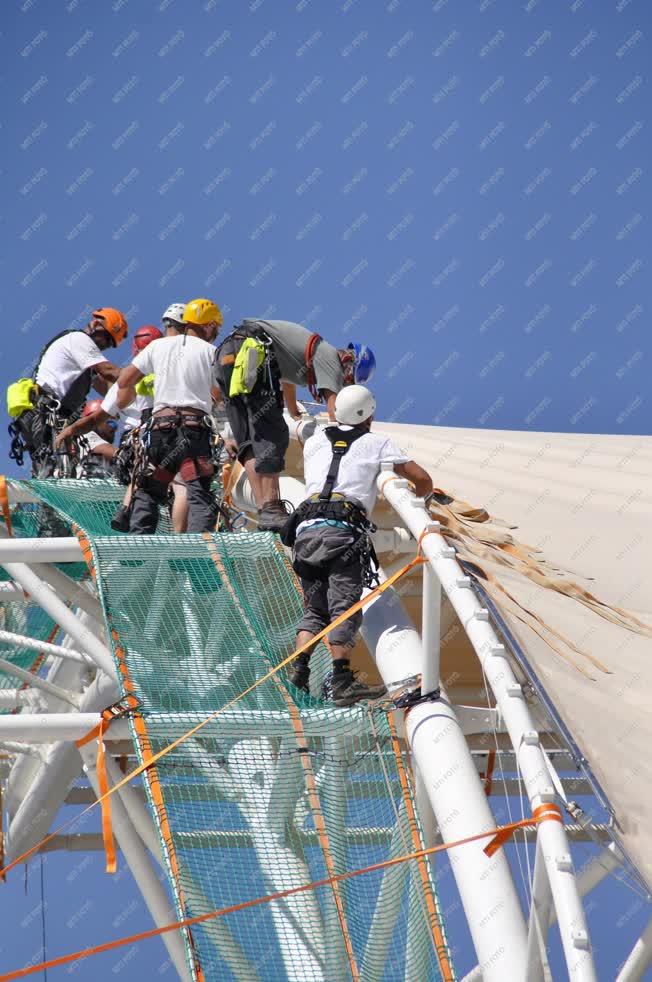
[347,342,376,384]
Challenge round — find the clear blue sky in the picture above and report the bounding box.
[1,1,650,979]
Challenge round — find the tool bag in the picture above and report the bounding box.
[215,323,283,408]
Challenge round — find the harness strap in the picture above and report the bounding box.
[304,332,323,401]
[319,425,367,502]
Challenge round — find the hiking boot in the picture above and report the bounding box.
[331,670,387,708]
[258,499,290,534]
[110,505,131,533]
[288,660,310,693]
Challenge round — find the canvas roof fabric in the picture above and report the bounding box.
[369,422,652,889]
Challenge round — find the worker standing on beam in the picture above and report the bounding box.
[281,385,433,707]
[214,318,376,532]
[116,298,223,534]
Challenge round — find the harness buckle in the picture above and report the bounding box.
[101,694,143,722]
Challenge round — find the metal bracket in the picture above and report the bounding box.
[101,694,143,721]
[392,686,441,711]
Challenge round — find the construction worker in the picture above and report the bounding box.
[75,400,118,478]
[214,317,375,532]
[282,385,432,707]
[8,308,127,477]
[117,298,223,534]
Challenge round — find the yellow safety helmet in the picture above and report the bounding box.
[183,298,223,326]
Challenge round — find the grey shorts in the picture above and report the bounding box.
[226,392,289,474]
[293,526,363,648]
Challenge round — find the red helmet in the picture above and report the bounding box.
[132,324,163,356]
[82,399,104,418]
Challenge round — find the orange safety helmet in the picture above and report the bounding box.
[91,307,128,347]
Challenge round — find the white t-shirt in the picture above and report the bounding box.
[36,332,108,399]
[85,430,111,452]
[101,381,152,431]
[131,336,215,414]
[302,426,409,516]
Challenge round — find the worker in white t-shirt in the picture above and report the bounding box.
[15,308,127,478]
[117,298,223,534]
[284,385,433,707]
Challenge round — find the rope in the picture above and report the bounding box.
[0,806,564,982]
[0,549,426,880]
[0,477,14,536]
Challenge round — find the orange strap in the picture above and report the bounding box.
[76,713,116,874]
[304,332,323,401]
[483,749,497,797]
[0,549,425,881]
[484,802,563,857]
[0,807,563,982]
[0,477,13,537]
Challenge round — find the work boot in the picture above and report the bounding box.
[288,655,311,693]
[258,499,289,534]
[110,504,131,533]
[331,669,387,708]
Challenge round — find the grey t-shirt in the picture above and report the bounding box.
[242,319,344,395]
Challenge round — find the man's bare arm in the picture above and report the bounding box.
[117,364,144,410]
[54,409,110,450]
[281,382,302,420]
[393,460,433,499]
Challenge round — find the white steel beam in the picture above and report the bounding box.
[526,837,554,982]
[0,561,116,679]
[361,578,528,981]
[615,917,652,982]
[0,538,83,564]
[0,654,80,708]
[0,628,90,665]
[379,470,596,982]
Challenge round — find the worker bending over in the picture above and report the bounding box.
[282,385,433,707]
[117,298,223,534]
[215,318,375,532]
[8,308,127,477]
[75,401,118,478]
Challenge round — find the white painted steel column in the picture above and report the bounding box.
[616,917,652,982]
[31,562,104,623]
[0,537,83,564]
[77,742,191,982]
[379,471,596,982]
[526,837,554,982]
[416,561,440,852]
[0,561,116,679]
[361,579,528,981]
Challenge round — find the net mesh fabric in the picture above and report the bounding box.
[0,479,452,981]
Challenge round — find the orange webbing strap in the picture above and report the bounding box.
[204,535,361,979]
[0,808,565,982]
[387,717,455,982]
[484,802,563,857]
[0,477,13,537]
[0,547,425,881]
[71,529,205,980]
[221,458,243,507]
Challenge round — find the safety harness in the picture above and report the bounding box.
[215,323,283,408]
[281,425,379,586]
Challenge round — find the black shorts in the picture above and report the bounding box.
[226,393,289,474]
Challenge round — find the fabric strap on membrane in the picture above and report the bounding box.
[77,716,116,874]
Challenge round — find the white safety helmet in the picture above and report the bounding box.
[334,385,376,426]
[161,302,186,326]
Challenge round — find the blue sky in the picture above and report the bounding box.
[1,1,651,979]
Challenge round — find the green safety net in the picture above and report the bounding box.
[1,479,454,981]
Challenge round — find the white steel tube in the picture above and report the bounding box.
[0,583,28,601]
[0,690,44,710]
[0,562,116,679]
[78,742,191,982]
[416,561,441,851]
[0,538,83,564]
[526,837,554,982]
[615,917,652,982]
[379,471,596,982]
[0,654,80,708]
[361,580,528,980]
[31,562,104,623]
[0,629,89,665]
